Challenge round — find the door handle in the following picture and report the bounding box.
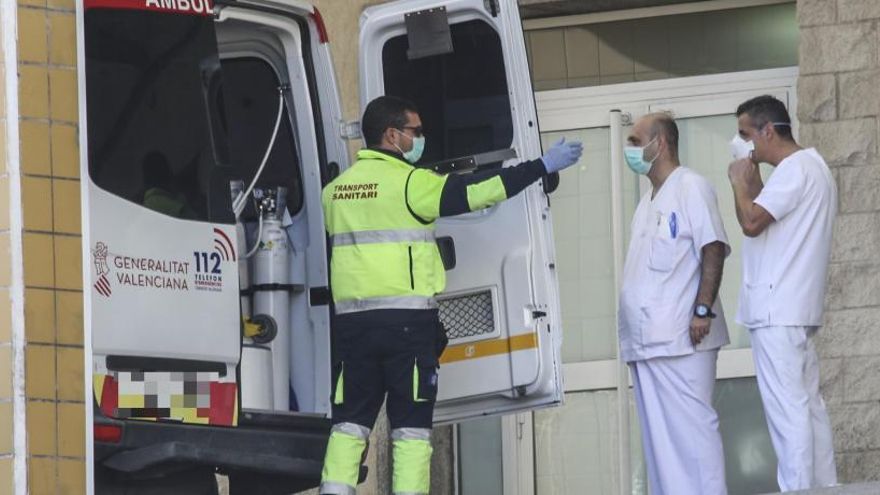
[436,236,456,270]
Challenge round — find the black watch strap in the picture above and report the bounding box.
[695,304,716,319]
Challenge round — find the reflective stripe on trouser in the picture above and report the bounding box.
[334,295,438,314]
[320,422,371,494]
[330,229,435,247]
[391,427,432,495]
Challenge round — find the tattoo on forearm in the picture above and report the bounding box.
[697,241,726,307]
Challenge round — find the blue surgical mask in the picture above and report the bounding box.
[624,138,658,175]
[394,129,426,163]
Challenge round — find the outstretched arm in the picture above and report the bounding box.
[408,139,584,221]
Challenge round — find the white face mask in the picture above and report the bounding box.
[729,134,755,161]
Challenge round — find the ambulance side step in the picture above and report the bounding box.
[104,441,323,477]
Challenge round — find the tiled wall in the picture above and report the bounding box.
[525,3,799,91]
[0,10,15,492]
[17,0,85,491]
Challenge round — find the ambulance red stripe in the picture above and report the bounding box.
[84,0,214,16]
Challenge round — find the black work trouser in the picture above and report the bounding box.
[330,309,446,430]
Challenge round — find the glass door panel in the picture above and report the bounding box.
[716,378,779,494]
[458,417,505,495]
[541,127,638,363]
[533,389,647,495]
[533,378,777,495]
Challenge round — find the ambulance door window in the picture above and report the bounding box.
[215,57,304,218]
[381,20,512,165]
[85,9,226,222]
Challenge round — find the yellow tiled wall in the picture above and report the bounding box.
[0,23,15,494]
[17,0,85,492]
[310,0,385,123]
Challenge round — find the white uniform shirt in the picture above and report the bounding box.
[619,167,731,362]
[736,148,837,329]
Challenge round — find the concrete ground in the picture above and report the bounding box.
[763,484,880,495]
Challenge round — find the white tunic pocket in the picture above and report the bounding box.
[740,282,772,327]
[648,236,675,273]
[641,300,681,346]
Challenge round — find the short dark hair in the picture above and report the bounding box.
[361,96,419,146]
[736,95,793,140]
[648,112,679,157]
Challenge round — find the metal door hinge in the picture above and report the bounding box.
[309,286,331,306]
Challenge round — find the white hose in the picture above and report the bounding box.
[243,213,264,259]
[233,90,286,218]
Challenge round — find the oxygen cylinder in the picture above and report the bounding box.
[240,342,274,409]
[253,187,291,411]
[232,180,274,411]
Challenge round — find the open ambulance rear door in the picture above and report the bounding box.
[83,1,352,491]
[360,0,564,423]
[84,0,242,427]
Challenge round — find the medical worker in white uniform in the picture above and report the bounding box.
[728,95,837,491]
[619,113,730,495]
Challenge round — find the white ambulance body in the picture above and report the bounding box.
[82,0,564,492]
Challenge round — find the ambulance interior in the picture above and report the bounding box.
[212,13,334,417]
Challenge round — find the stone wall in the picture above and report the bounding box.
[797,0,880,483]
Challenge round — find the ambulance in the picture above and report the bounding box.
[83,0,565,492]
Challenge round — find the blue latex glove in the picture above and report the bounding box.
[541,138,584,173]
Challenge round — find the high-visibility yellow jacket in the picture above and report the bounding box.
[322,148,546,314]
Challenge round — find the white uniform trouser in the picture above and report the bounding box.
[749,326,837,491]
[630,350,727,495]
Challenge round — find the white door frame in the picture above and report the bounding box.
[490,66,799,495]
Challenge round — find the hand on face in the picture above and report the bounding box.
[727,157,759,186]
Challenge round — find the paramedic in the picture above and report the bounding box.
[618,112,729,495]
[318,95,583,495]
[728,95,837,491]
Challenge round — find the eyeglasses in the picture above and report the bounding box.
[398,126,424,138]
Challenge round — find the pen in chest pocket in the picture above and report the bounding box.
[653,211,678,239]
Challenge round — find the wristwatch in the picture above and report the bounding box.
[694,304,716,319]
